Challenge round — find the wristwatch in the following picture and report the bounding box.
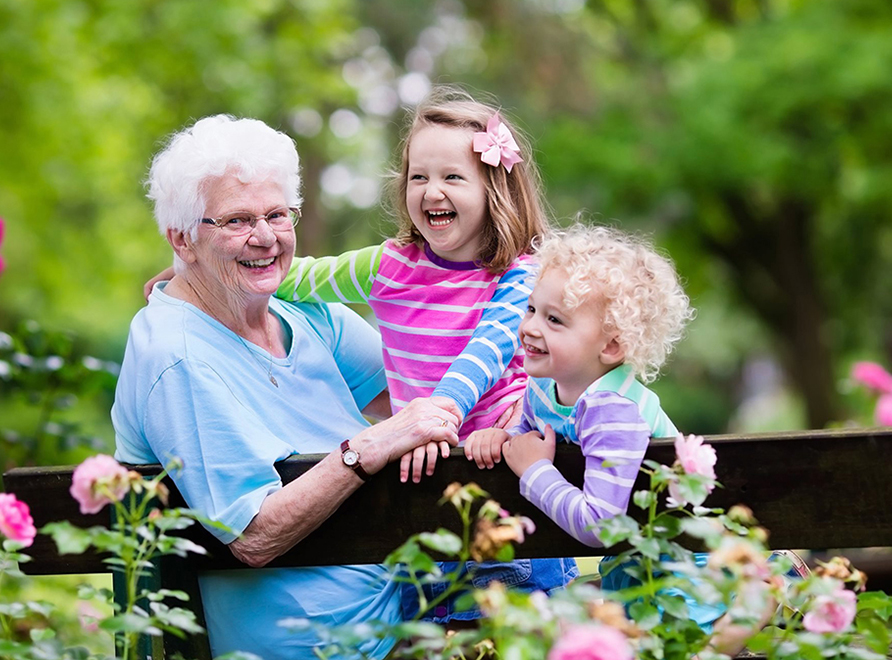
[340,440,370,481]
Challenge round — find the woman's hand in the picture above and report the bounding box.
[397,397,463,483]
[353,397,461,476]
[503,424,556,478]
[144,266,176,301]
[464,428,511,469]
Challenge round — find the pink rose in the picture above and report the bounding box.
[70,455,131,514]
[851,361,892,394]
[876,394,892,427]
[803,583,857,633]
[547,624,634,660]
[0,492,37,547]
[674,433,716,480]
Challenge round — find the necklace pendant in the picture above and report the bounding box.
[269,374,279,388]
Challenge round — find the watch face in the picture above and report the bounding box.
[343,449,359,467]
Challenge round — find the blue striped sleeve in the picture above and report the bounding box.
[519,391,650,547]
[431,262,534,417]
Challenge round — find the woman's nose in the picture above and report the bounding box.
[247,219,277,246]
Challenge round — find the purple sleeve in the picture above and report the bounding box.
[517,391,651,547]
[508,386,536,436]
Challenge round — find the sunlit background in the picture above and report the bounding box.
[2,0,892,471]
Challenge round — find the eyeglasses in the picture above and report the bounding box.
[200,206,300,236]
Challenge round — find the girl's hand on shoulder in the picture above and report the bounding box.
[144,266,176,301]
[464,428,511,469]
[503,425,556,478]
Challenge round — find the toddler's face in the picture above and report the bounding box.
[404,124,488,262]
[518,267,623,406]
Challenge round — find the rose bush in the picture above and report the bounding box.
[304,433,892,660]
[2,435,892,659]
[1,456,210,660]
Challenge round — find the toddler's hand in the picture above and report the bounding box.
[399,441,451,484]
[464,428,511,469]
[144,266,176,301]
[503,425,556,478]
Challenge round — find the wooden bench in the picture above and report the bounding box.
[5,427,892,659]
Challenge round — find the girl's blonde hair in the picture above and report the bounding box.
[535,224,695,383]
[387,86,550,272]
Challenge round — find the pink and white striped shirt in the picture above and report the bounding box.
[278,240,534,437]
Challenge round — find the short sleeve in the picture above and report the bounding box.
[143,360,293,544]
[315,302,387,411]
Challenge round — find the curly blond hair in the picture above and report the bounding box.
[535,224,695,383]
[386,85,550,273]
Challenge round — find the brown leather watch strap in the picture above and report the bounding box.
[340,439,370,481]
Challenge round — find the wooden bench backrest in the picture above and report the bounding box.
[6,427,892,575]
[5,428,892,659]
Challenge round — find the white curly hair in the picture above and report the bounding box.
[534,224,695,383]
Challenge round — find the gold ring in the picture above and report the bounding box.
[440,419,448,427]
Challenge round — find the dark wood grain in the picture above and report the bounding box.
[6,427,892,574]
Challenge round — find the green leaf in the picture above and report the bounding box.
[29,628,56,642]
[597,515,640,547]
[99,613,162,635]
[655,593,689,619]
[150,603,205,634]
[41,521,93,554]
[494,543,515,562]
[629,601,662,629]
[417,530,462,556]
[632,537,661,560]
[633,489,656,509]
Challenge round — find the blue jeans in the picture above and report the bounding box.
[401,557,579,622]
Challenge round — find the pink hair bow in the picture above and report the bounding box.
[473,112,523,173]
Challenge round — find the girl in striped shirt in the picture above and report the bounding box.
[277,86,578,622]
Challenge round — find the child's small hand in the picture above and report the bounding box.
[144,266,176,301]
[399,441,451,483]
[396,396,463,484]
[464,428,511,469]
[503,425,556,478]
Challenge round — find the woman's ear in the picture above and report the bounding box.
[166,227,197,265]
[600,337,625,366]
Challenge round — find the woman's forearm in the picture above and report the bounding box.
[228,397,462,567]
[229,450,361,567]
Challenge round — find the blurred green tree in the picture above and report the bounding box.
[444,0,892,428]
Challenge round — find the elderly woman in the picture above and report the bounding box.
[111,114,460,660]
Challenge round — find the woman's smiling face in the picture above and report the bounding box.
[186,174,296,301]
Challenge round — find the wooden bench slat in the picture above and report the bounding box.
[6,427,892,575]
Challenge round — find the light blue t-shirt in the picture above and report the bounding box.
[112,284,397,660]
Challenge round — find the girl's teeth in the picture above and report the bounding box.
[428,211,455,227]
